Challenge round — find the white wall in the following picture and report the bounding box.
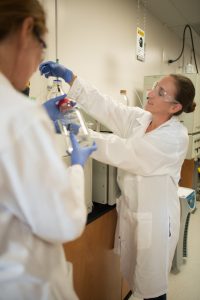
[30,0,200,106]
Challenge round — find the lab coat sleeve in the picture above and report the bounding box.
[67,78,145,137]
[90,126,188,177]
[1,106,87,243]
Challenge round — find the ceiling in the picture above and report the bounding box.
[142,0,200,56]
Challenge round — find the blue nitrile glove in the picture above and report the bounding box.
[70,132,97,167]
[39,61,73,83]
[43,94,66,121]
[54,121,61,134]
[68,123,80,135]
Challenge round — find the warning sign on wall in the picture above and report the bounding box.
[136,27,145,62]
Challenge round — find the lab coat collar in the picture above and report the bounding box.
[136,110,152,126]
[153,116,179,129]
[136,111,179,129]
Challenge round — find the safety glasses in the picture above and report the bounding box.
[32,28,47,60]
[33,27,47,50]
[36,35,47,50]
[152,82,179,104]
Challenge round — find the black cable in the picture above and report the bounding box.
[168,24,199,73]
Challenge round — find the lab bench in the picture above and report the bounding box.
[63,203,130,300]
[87,202,116,224]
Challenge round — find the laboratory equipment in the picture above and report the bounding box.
[57,98,93,154]
[119,90,129,105]
[92,159,121,205]
[171,187,196,273]
[46,79,92,153]
[46,78,65,99]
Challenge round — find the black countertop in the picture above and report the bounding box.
[87,202,116,224]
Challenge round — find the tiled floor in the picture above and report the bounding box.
[129,201,200,300]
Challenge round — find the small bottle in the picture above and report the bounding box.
[57,98,92,154]
[185,63,195,74]
[46,79,65,100]
[119,90,129,106]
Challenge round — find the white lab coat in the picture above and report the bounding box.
[0,73,87,300]
[68,78,189,298]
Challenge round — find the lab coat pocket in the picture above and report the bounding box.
[134,212,152,250]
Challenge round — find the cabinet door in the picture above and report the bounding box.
[63,209,122,300]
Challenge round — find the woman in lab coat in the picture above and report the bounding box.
[0,1,96,300]
[39,61,196,300]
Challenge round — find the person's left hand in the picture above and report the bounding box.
[70,132,97,167]
[43,94,66,121]
[68,123,80,135]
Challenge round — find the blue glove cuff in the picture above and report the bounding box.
[64,69,73,83]
[54,121,61,134]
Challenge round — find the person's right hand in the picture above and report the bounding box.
[39,61,74,83]
[70,132,97,167]
[43,94,67,121]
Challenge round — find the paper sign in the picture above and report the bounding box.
[136,27,145,61]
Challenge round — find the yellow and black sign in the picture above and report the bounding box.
[136,27,145,62]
